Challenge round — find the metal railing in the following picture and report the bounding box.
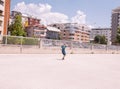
[0,35,120,53]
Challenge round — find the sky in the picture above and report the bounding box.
[11,0,120,27]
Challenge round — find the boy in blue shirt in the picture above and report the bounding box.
[61,44,67,60]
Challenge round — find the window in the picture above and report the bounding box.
[0,10,3,16]
[41,32,44,34]
[53,24,56,27]
[96,31,99,33]
[0,0,4,6]
[69,34,74,36]
[82,26,84,30]
[69,37,74,39]
[35,31,40,34]
[74,27,78,29]
[65,26,72,29]
[0,20,2,26]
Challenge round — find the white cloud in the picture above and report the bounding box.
[71,10,86,24]
[14,2,51,15]
[13,2,87,25]
[13,2,68,25]
[40,13,69,25]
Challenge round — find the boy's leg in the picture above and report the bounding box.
[62,55,65,60]
[62,55,64,60]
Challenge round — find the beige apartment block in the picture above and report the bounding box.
[49,23,91,42]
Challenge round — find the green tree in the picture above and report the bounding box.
[94,35,107,44]
[58,33,61,40]
[94,35,101,43]
[8,14,26,36]
[116,27,120,44]
[100,35,107,44]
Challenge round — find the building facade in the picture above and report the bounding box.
[10,11,41,27]
[28,17,40,26]
[10,11,45,38]
[49,23,91,43]
[0,0,10,36]
[111,7,120,44]
[91,28,111,44]
[46,26,60,39]
[25,25,47,38]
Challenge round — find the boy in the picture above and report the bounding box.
[61,44,67,60]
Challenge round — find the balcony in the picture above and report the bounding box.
[0,4,4,11]
[0,0,4,5]
[0,15,3,21]
[0,9,3,16]
[0,26,3,31]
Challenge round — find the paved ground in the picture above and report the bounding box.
[0,54,120,89]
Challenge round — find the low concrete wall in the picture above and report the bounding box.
[0,45,120,54]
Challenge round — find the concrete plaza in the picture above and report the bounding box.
[0,54,120,89]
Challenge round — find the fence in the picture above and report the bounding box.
[0,35,120,54]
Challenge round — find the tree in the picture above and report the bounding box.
[116,27,120,44]
[94,35,107,44]
[8,14,26,36]
[58,33,61,40]
[100,35,107,44]
[94,35,101,43]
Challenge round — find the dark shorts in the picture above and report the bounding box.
[62,50,66,55]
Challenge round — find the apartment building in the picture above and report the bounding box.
[75,24,91,42]
[28,17,40,26]
[25,25,61,39]
[46,26,60,39]
[49,23,91,43]
[10,11,46,38]
[111,7,120,44]
[91,28,111,44]
[25,24,47,38]
[0,0,10,36]
[10,11,62,39]
[10,11,40,28]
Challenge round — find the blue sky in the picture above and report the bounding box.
[11,0,120,27]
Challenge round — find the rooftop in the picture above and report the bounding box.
[47,26,60,32]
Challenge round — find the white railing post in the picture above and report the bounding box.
[39,39,42,49]
[91,43,93,50]
[20,36,23,53]
[5,35,7,45]
[106,44,108,51]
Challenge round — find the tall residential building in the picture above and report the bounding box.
[111,7,120,44]
[90,28,111,44]
[0,0,10,36]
